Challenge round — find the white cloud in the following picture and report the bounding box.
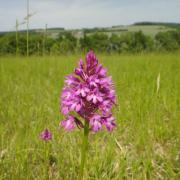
[0,0,179,31]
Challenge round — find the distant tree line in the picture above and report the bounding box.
[0,29,180,56]
[134,22,180,29]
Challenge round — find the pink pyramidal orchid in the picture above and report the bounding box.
[60,51,116,180]
[40,128,52,141]
[60,51,116,132]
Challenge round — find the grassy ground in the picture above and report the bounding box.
[0,53,180,179]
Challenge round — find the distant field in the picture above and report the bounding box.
[0,53,180,179]
[46,25,175,38]
[86,25,175,37]
[124,25,173,36]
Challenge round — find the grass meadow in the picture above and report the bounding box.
[0,53,180,179]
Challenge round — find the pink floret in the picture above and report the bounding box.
[40,129,52,141]
[61,116,76,131]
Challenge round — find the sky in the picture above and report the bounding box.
[0,0,179,31]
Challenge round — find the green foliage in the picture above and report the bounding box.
[80,33,109,52]
[0,30,180,55]
[155,30,180,51]
[0,33,16,54]
[129,31,154,52]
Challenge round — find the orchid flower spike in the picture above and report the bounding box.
[60,51,116,132]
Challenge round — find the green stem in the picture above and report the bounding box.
[44,142,49,179]
[78,120,89,180]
